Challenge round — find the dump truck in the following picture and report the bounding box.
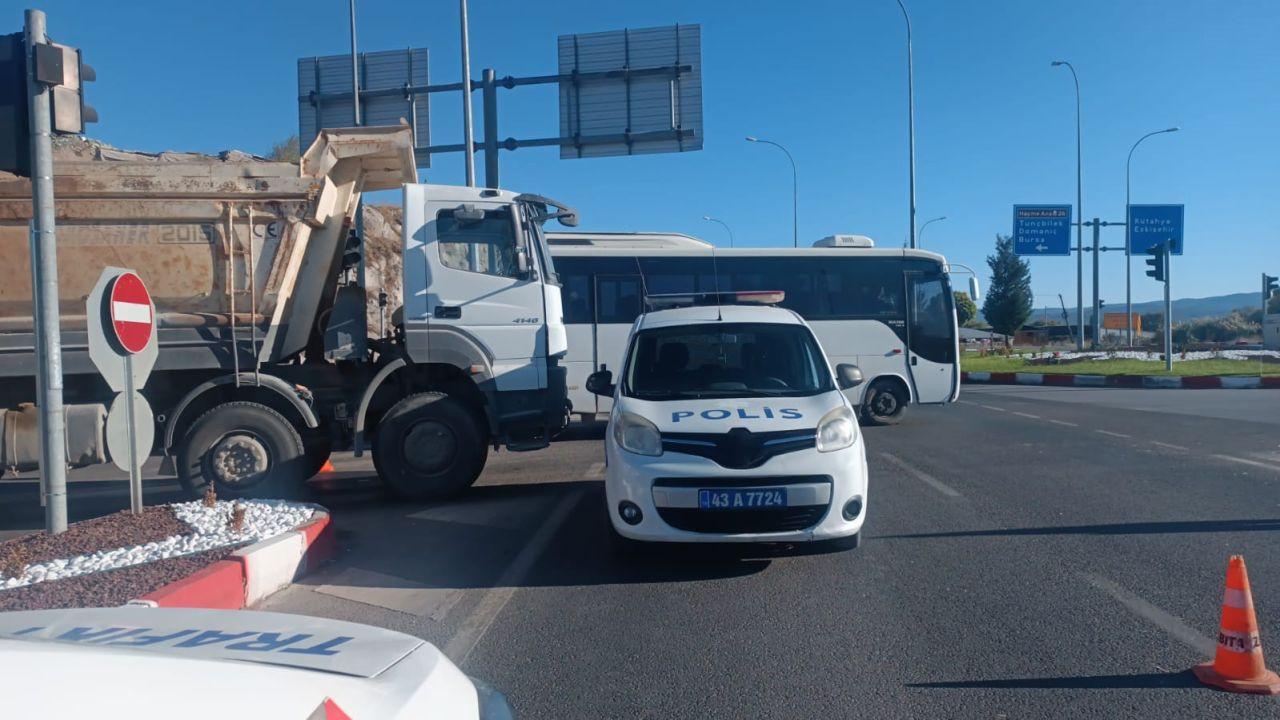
[0,125,573,499]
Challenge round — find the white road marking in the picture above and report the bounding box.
[1151,441,1188,451]
[444,489,583,665]
[1212,454,1280,473]
[1082,573,1214,656]
[584,462,605,479]
[979,405,1006,412]
[1012,411,1040,419]
[1095,429,1130,438]
[1047,419,1077,427]
[880,452,961,498]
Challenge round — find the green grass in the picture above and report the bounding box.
[960,355,1280,377]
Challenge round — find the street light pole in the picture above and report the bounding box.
[918,215,945,248]
[894,0,918,250]
[745,136,798,248]
[702,216,734,247]
[1125,127,1179,346]
[1052,60,1083,351]
[459,0,476,186]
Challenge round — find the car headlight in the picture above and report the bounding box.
[816,405,857,452]
[613,412,662,456]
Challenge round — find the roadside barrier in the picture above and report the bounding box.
[1192,555,1280,694]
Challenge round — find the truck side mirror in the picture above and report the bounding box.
[586,368,615,397]
[836,363,864,390]
[516,247,530,275]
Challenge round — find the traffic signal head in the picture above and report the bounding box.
[1266,274,1278,297]
[35,42,96,134]
[0,33,29,176]
[1145,243,1167,283]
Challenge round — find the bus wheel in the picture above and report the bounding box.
[373,393,487,500]
[861,380,907,426]
[177,402,308,499]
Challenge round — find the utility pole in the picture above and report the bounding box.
[24,9,69,534]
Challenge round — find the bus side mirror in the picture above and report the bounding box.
[586,368,615,397]
[969,276,981,302]
[836,363,864,390]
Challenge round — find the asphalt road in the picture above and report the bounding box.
[5,387,1280,717]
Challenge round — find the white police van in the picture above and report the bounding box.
[585,291,868,550]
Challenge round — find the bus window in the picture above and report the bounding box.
[595,275,643,324]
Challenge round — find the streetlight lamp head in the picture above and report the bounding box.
[702,215,712,221]
[745,136,758,142]
[1167,126,1180,133]
[1050,60,1065,66]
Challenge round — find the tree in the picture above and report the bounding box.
[953,291,978,327]
[267,135,300,163]
[1140,312,1163,334]
[981,234,1032,345]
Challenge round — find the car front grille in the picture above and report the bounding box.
[660,427,816,469]
[655,505,829,534]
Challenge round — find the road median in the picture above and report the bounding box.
[962,370,1280,389]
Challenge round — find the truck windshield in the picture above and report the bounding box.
[622,322,834,400]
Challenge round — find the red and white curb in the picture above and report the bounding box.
[128,506,335,610]
[962,371,1280,390]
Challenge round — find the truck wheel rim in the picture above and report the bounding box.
[209,433,271,487]
[403,420,456,475]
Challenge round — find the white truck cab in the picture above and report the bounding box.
[586,293,869,549]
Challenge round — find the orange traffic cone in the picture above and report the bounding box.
[1192,555,1280,694]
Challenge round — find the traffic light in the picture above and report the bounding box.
[0,32,97,176]
[0,33,29,176]
[1266,274,1279,314]
[33,41,96,134]
[1145,242,1168,283]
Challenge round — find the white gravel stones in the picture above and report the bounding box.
[0,499,314,591]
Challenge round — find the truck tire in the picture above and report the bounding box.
[373,393,488,500]
[861,379,907,426]
[176,401,308,499]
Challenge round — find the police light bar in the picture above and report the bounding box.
[644,291,786,309]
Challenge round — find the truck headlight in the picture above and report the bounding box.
[613,412,662,456]
[816,405,856,453]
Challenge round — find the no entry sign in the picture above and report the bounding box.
[108,272,154,354]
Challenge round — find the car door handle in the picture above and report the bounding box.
[911,356,918,366]
[434,305,461,319]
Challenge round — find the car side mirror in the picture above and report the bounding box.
[836,363,864,390]
[586,368,615,397]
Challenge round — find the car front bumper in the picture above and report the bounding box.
[604,437,868,543]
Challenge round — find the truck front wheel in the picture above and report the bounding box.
[176,401,308,499]
[373,393,488,500]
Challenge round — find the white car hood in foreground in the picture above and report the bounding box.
[0,607,485,719]
[618,391,847,434]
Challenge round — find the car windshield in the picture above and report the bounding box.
[622,322,834,400]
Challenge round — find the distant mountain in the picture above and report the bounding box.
[1061,292,1260,321]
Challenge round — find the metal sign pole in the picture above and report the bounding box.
[1164,243,1173,372]
[482,68,499,188]
[25,10,69,534]
[1091,218,1101,349]
[123,355,142,514]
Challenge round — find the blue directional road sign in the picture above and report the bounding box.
[1128,204,1184,255]
[1012,205,1072,256]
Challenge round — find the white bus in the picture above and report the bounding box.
[549,232,965,425]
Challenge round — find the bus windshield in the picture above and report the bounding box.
[622,322,835,400]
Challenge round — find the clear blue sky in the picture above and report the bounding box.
[26,0,1280,307]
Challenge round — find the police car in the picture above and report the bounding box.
[585,291,868,550]
[0,606,513,719]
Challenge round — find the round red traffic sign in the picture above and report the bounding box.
[107,272,154,354]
